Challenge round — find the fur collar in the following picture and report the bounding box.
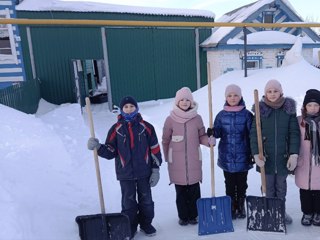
[252,97,297,118]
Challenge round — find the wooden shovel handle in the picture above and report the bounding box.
[254,90,266,196]
[86,97,106,214]
[207,63,215,197]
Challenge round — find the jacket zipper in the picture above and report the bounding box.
[274,110,278,174]
[308,147,312,190]
[184,123,189,184]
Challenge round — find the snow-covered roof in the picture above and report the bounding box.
[227,31,315,45]
[201,0,307,47]
[16,0,215,18]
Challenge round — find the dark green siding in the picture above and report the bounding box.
[20,26,103,104]
[17,10,213,106]
[106,28,155,104]
[153,29,197,99]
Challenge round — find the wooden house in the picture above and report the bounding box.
[0,0,25,88]
[201,0,320,79]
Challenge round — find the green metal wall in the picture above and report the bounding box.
[17,11,213,106]
[0,78,40,113]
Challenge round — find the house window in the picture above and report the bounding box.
[0,8,18,63]
[276,51,285,67]
[246,61,259,69]
[263,11,274,30]
[240,50,263,70]
[263,12,274,23]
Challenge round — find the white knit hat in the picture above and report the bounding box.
[225,84,242,98]
[174,87,194,106]
[264,79,283,95]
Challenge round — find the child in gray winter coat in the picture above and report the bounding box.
[162,87,212,226]
[295,89,320,226]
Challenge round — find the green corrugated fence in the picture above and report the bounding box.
[0,78,40,114]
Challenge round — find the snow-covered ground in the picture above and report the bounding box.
[1,46,320,239]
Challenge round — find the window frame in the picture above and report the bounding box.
[0,8,18,64]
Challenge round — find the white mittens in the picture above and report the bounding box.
[287,154,298,171]
[254,154,265,167]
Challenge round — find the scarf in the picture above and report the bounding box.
[304,113,320,166]
[170,101,198,123]
[263,96,286,109]
[224,105,245,112]
[120,108,139,122]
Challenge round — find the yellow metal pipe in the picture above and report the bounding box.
[0,18,320,28]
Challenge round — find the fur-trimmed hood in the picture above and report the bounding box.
[252,97,297,118]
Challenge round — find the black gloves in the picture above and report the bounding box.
[207,128,214,137]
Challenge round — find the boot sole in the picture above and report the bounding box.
[140,229,156,237]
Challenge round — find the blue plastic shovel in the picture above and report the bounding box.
[197,63,234,235]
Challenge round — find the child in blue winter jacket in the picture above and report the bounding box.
[87,96,162,239]
[207,84,253,219]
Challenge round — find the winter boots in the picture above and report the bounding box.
[301,213,320,226]
[301,214,313,226]
[312,213,320,226]
[140,224,156,236]
[232,197,246,219]
[178,219,188,226]
[231,199,237,219]
[236,197,246,219]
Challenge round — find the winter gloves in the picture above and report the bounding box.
[253,154,298,171]
[208,136,216,146]
[206,128,214,137]
[87,137,101,150]
[254,154,265,167]
[287,154,298,171]
[206,128,216,146]
[149,168,160,187]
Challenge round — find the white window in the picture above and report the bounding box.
[0,8,18,64]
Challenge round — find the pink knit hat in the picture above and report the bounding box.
[175,87,194,106]
[264,79,283,95]
[225,84,242,98]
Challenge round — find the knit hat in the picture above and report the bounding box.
[119,96,138,110]
[264,79,283,95]
[225,84,242,98]
[175,87,194,106]
[303,89,320,107]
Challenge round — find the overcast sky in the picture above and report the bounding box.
[63,0,320,20]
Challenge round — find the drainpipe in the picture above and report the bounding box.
[101,27,113,111]
[195,28,201,89]
[26,27,36,79]
[243,27,248,78]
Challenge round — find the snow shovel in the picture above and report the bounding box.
[197,63,234,235]
[246,90,286,233]
[75,97,131,240]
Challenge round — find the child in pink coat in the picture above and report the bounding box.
[295,89,320,226]
[162,87,213,226]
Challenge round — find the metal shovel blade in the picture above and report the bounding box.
[75,213,131,240]
[246,195,286,233]
[197,196,234,235]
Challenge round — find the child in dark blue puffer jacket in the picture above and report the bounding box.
[207,84,253,219]
[87,96,162,239]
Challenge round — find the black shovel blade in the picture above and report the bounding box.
[75,213,131,240]
[246,196,286,233]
